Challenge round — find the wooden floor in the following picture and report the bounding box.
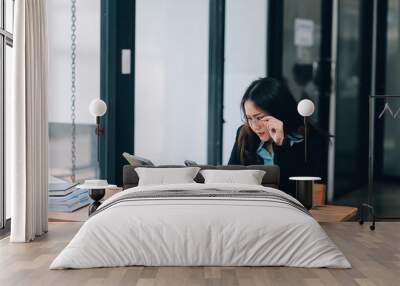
[0,222,399,286]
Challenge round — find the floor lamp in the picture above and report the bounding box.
[289,99,318,210]
[89,99,107,172]
[297,99,315,162]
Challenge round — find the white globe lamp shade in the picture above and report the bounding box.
[89,99,107,117]
[297,99,315,117]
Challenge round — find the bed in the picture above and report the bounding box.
[50,165,350,269]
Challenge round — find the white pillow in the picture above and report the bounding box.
[200,169,265,185]
[135,167,201,186]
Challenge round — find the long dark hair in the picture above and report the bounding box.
[238,77,304,164]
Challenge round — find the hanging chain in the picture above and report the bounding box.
[71,0,77,182]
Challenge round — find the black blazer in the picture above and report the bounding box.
[228,125,325,197]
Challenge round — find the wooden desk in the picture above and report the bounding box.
[310,205,358,222]
[48,187,122,222]
[49,192,357,224]
[48,206,88,222]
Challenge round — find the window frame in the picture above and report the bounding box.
[0,0,13,232]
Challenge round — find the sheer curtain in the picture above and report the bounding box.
[8,0,48,242]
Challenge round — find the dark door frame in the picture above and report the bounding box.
[100,0,135,186]
[373,0,388,181]
[267,0,283,78]
[207,0,225,165]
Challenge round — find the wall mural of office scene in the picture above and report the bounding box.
[41,0,400,223]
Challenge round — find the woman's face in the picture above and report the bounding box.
[244,100,271,142]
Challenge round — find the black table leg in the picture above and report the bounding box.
[296,181,313,210]
[88,189,105,215]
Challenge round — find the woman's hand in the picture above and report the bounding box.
[262,116,285,145]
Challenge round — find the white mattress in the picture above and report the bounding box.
[50,183,351,269]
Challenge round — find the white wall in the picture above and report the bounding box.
[135,0,209,165]
[222,0,268,163]
[47,0,100,124]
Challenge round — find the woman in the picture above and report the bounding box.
[228,77,326,197]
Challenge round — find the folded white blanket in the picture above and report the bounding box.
[50,183,351,269]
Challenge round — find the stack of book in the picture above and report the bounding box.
[48,182,91,212]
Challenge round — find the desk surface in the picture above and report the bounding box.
[310,205,358,222]
[48,206,88,222]
[49,204,358,223]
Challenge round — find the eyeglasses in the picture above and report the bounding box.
[243,115,267,126]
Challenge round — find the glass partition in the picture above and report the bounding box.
[47,0,100,182]
[135,0,209,165]
[374,0,400,217]
[222,0,267,163]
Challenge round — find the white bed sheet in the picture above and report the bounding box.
[50,183,351,269]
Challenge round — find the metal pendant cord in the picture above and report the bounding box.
[71,0,77,182]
